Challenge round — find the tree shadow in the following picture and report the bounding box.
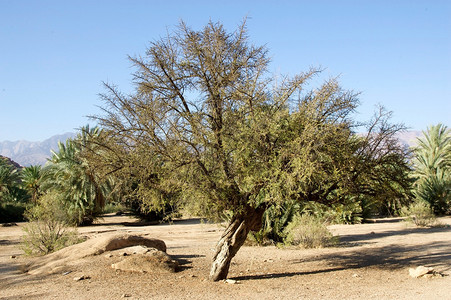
[232,240,451,282]
[322,241,451,271]
[337,225,451,245]
[171,254,206,272]
[232,267,347,281]
[90,215,204,227]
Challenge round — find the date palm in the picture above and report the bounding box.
[42,126,110,225]
[21,165,42,204]
[412,124,451,213]
[0,158,20,202]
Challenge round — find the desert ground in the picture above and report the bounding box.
[1,214,451,300]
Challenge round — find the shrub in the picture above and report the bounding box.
[283,214,338,248]
[0,202,27,223]
[21,192,83,255]
[103,202,127,214]
[21,220,81,255]
[401,201,439,227]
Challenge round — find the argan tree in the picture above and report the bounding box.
[94,21,410,281]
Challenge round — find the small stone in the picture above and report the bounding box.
[352,273,360,278]
[105,254,113,258]
[62,271,72,276]
[122,294,131,298]
[10,255,16,259]
[73,275,91,281]
[225,279,239,284]
[409,266,434,278]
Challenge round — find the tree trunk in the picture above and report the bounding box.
[209,206,265,281]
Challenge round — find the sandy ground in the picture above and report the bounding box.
[1,214,451,300]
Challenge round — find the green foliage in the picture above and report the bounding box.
[21,165,42,204]
[401,201,439,227]
[102,202,127,214]
[248,200,301,245]
[303,201,363,225]
[90,20,413,280]
[95,21,410,224]
[0,158,24,203]
[22,192,83,255]
[41,126,112,225]
[283,214,338,248]
[0,202,27,223]
[412,124,451,214]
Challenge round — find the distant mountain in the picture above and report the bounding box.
[396,130,422,149]
[0,133,75,166]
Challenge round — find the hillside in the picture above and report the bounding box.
[0,133,75,166]
[0,155,22,169]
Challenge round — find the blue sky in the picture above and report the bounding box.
[1,0,450,141]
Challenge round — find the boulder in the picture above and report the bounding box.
[26,233,166,275]
[111,250,178,273]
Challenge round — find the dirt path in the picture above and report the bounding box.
[1,215,450,300]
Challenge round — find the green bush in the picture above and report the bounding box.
[21,220,81,255]
[283,214,338,248]
[401,201,439,227]
[0,202,27,223]
[21,192,83,255]
[102,202,127,214]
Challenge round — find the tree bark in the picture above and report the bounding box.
[209,206,265,281]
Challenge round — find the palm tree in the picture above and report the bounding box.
[21,165,42,204]
[41,126,111,225]
[0,159,20,203]
[412,124,451,213]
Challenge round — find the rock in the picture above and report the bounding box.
[409,266,434,278]
[26,233,167,275]
[10,255,16,259]
[225,279,239,284]
[117,245,154,256]
[73,275,91,281]
[111,251,178,273]
[121,294,131,298]
[94,234,167,254]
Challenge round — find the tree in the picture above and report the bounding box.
[21,165,42,204]
[94,20,410,281]
[412,124,451,213]
[41,126,111,225]
[0,158,21,203]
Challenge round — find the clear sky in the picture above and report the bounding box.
[1,0,450,141]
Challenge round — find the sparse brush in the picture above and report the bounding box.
[401,201,440,227]
[21,192,84,255]
[21,220,82,255]
[283,214,338,248]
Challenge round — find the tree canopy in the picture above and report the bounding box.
[93,20,411,280]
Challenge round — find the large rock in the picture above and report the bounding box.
[111,250,178,273]
[26,233,166,275]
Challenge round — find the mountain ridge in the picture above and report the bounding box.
[0,133,75,166]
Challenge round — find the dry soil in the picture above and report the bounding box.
[1,214,451,300]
